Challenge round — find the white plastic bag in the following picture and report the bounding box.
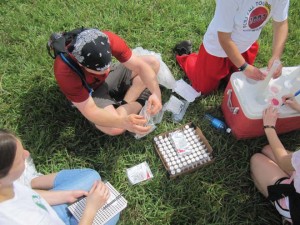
[126,161,154,185]
[132,47,176,89]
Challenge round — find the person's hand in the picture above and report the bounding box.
[243,64,266,81]
[268,57,282,79]
[263,106,279,127]
[282,94,300,112]
[147,94,162,115]
[85,181,110,213]
[124,114,151,134]
[65,190,88,204]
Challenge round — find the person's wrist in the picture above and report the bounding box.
[81,206,98,223]
[238,62,249,72]
[119,115,128,129]
[263,125,276,130]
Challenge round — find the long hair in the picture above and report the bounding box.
[0,129,17,179]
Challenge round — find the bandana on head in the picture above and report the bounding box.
[71,29,112,71]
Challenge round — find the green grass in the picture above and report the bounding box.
[1,0,300,224]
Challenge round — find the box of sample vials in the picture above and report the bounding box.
[153,122,214,179]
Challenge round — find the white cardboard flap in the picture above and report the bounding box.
[173,79,201,102]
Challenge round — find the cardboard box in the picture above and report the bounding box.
[153,122,215,179]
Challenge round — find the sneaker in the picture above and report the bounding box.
[173,40,192,56]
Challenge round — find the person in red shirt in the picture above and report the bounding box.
[54,28,162,136]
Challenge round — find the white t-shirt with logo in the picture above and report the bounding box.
[0,182,64,225]
[203,0,289,57]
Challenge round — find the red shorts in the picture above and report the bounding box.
[176,42,259,95]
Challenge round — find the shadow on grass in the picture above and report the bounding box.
[16,82,147,174]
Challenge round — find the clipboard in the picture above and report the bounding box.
[68,182,127,225]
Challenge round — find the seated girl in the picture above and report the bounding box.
[0,129,120,225]
[250,95,300,225]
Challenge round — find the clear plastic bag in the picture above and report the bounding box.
[134,101,157,139]
[163,95,190,122]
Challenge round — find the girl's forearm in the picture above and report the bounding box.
[265,128,294,171]
[34,190,69,205]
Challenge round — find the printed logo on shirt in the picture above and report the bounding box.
[32,195,49,212]
[243,1,271,31]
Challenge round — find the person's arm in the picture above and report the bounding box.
[31,173,57,189]
[263,106,294,172]
[79,181,109,225]
[32,173,86,205]
[122,54,162,115]
[73,96,150,134]
[267,19,288,78]
[35,189,88,205]
[218,32,265,81]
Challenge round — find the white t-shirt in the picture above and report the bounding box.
[17,156,43,187]
[292,150,300,193]
[0,182,64,225]
[203,0,289,57]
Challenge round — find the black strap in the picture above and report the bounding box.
[48,27,93,94]
[267,181,300,224]
[59,53,93,95]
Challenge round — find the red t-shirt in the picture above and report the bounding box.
[54,31,132,103]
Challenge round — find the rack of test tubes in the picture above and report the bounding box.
[153,123,214,179]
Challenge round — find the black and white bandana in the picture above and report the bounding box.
[71,29,112,71]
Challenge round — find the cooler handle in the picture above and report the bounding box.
[226,89,239,114]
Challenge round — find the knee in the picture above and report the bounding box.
[80,169,101,191]
[143,56,160,74]
[262,145,272,155]
[250,153,264,171]
[84,169,101,181]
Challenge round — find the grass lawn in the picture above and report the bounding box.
[1,0,300,224]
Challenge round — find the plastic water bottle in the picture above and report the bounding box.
[204,114,231,133]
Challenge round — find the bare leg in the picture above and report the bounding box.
[261,145,277,162]
[95,55,159,136]
[94,105,127,135]
[124,55,160,103]
[250,151,289,197]
[261,145,293,176]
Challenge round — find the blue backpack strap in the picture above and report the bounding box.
[59,53,94,95]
